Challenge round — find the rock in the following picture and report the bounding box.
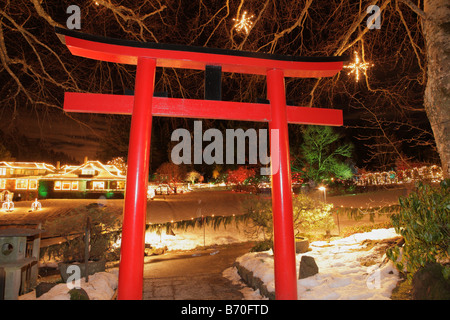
[69,288,90,300]
[59,259,106,283]
[412,263,450,300]
[35,282,58,298]
[144,244,167,256]
[299,255,319,279]
[295,237,309,253]
[234,262,276,300]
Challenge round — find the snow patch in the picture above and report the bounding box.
[234,228,401,300]
[19,269,118,300]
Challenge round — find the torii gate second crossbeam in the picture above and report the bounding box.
[55,27,347,300]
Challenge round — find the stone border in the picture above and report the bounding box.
[233,262,275,300]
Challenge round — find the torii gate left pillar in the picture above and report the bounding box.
[55,27,346,300]
[119,57,156,299]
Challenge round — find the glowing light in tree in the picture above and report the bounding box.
[107,157,127,175]
[233,11,254,34]
[344,51,373,81]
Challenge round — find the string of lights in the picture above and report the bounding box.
[344,51,373,81]
[232,11,254,34]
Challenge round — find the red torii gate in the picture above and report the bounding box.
[55,27,346,300]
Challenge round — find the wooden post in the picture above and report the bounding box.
[118,57,156,300]
[267,68,297,300]
[84,216,90,283]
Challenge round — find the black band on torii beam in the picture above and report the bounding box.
[205,65,222,101]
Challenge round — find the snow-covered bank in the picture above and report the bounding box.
[224,228,401,300]
[144,221,260,251]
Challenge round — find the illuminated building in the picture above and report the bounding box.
[0,162,56,201]
[0,160,126,200]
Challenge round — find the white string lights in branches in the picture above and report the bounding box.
[232,11,254,34]
[344,51,373,81]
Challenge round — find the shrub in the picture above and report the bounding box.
[292,194,335,236]
[42,204,122,262]
[185,170,201,184]
[242,196,273,245]
[155,162,187,184]
[242,194,335,251]
[226,167,256,185]
[387,179,450,282]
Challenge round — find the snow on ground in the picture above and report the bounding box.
[145,223,404,300]
[27,225,401,300]
[224,228,401,300]
[19,269,119,300]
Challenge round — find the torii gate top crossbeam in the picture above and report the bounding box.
[55,27,346,78]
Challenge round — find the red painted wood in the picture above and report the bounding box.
[117,57,156,300]
[63,92,343,126]
[267,69,297,300]
[62,35,343,78]
[57,28,345,301]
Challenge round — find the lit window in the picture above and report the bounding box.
[0,168,6,175]
[93,181,104,190]
[0,179,5,189]
[71,181,78,190]
[16,179,28,189]
[82,169,95,175]
[62,182,71,190]
[54,181,61,190]
[29,179,38,190]
[117,181,125,190]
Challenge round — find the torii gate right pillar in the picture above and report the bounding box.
[267,69,297,300]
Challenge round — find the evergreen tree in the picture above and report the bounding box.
[300,126,353,184]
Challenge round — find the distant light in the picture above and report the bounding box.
[31,198,42,211]
[318,186,326,191]
[1,194,14,212]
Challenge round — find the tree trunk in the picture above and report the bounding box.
[423,0,450,178]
